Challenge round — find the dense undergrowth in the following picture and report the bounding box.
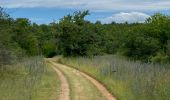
[60,55,170,100]
[1,7,170,62]
[0,57,60,100]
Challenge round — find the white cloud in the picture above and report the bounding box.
[1,0,170,11]
[100,12,150,23]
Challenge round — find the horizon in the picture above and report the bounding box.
[1,0,170,24]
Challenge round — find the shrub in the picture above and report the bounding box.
[151,52,169,63]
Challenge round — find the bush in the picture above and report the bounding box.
[0,44,15,67]
[150,52,169,63]
[123,32,160,61]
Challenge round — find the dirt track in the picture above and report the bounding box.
[51,65,70,100]
[49,59,116,100]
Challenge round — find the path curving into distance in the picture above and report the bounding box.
[49,59,116,100]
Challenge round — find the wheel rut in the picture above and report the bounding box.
[50,61,70,100]
[49,59,116,100]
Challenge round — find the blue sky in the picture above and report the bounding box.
[1,0,170,24]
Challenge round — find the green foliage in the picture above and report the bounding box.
[0,8,58,58]
[0,44,15,67]
[58,10,103,56]
[151,52,169,63]
[12,18,39,56]
[0,7,170,62]
[122,29,160,60]
[1,6,170,100]
[146,13,170,50]
[42,40,56,57]
[113,13,170,62]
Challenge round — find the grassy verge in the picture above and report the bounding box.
[60,55,170,100]
[0,56,60,100]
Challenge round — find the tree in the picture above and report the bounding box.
[122,31,160,60]
[12,18,39,56]
[58,10,105,56]
[1,7,170,63]
[146,13,170,51]
[0,7,9,20]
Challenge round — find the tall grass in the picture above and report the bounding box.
[60,55,170,100]
[0,56,59,100]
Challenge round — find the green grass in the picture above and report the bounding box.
[0,57,60,100]
[60,55,170,100]
[54,61,106,100]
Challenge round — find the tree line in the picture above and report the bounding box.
[0,7,170,64]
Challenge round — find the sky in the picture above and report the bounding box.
[1,0,170,24]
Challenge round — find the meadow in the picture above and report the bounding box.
[0,57,60,100]
[1,6,170,100]
[60,55,170,100]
